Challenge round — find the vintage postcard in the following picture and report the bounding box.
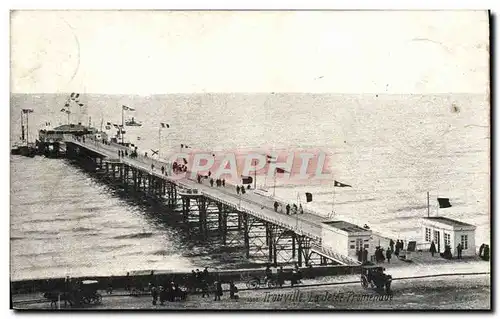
[10,10,490,310]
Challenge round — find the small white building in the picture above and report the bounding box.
[321,220,373,260]
[421,217,476,257]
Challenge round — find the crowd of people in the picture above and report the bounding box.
[273,201,304,215]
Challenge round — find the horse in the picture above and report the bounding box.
[42,291,74,308]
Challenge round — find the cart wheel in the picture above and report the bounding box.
[247,279,259,289]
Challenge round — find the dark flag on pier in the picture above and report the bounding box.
[160,123,170,128]
[79,103,84,107]
[242,176,253,184]
[437,198,452,208]
[113,124,119,128]
[75,93,80,99]
[306,192,313,202]
[122,105,135,111]
[22,108,34,114]
[334,180,352,187]
[106,122,112,126]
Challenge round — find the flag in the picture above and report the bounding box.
[334,180,352,187]
[160,123,170,128]
[106,122,112,126]
[75,93,80,99]
[65,103,69,107]
[70,93,75,98]
[60,108,66,112]
[275,168,288,174]
[306,192,313,202]
[242,176,253,184]
[113,124,119,128]
[79,103,84,107]
[65,110,71,114]
[437,198,452,208]
[22,108,34,113]
[123,105,135,111]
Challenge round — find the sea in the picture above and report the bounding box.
[10,93,490,281]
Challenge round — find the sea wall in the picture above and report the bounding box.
[11,265,361,295]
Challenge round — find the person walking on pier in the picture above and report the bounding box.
[229,281,239,300]
[241,186,246,194]
[274,201,279,212]
[222,179,226,187]
[151,286,158,305]
[210,178,214,187]
[430,241,437,257]
[161,166,165,175]
[293,203,298,214]
[214,281,223,301]
[299,204,304,214]
[389,239,395,252]
[151,163,155,171]
[386,247,392,263]
[277,266,285,287]
[456,243,463,259]
[286,204,291,215]
[236,186,240,194]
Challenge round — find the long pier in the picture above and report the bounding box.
[63,136,361,267]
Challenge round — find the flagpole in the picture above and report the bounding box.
[20,111,24,143]
[254,159,257,190]
[26,111,29,144]
[158,126,161,160]
[121,107,124,144]
[427,191,430,217]
[273,169,277,197]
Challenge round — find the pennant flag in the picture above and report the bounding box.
[106,122,112,126]
[78,103,84,107]
[306,192,313,202]
[113,124,119,128]
[160,123,170,128]
[22,108,34,113]
[275,167,288,174]
[151,149,159,156]
[122,105,135,111]
[334,180,352,187]
[60,108,66,112]
[75,93,80,99]
[130,144,135,147]
[437,198,452,208]
[242,176,253,184]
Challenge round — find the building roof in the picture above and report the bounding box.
[52,124,90,131]
[423,216,476,228]
[323,220,369,233]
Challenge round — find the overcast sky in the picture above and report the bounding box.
[10,10,489,94]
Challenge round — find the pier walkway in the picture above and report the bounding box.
[64,137,370,266]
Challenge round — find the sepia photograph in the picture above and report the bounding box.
[9,9,491,310]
